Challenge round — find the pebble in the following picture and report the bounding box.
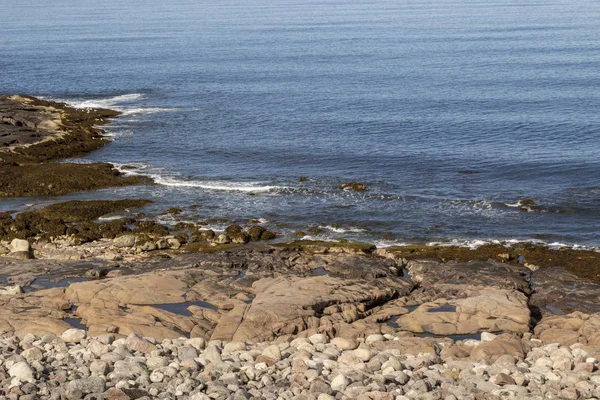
[0,329,595,399]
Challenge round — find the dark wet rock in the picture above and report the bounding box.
[34,200,152,223]
[377,243,600,284]
[339,182,367,192]
[405,259,531,294]
[261,230,277,241]
[519,199,536,207]
[192,229,215,242]
[275,240,376,255]
[134,221,169,236]
[85,267,113,280]
[225,224,243,236]
[0,163,149,198]
[307,227,323,235]
[247,226,266,241]
[229,232,250,244]
[0,95,150,197]
[530,267,600,318]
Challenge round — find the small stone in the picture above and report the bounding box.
[90,360,109,376]
[66,376,106,395]
[353,347,373,362]
[318,394,336,400]
[146,356,169,370]
[61,329,86,344]
[481,332,497,342]
[331,337,358,350]
[330,374,350,392]
[223,341,246,355]
[494,373,516,386]
[365,334,385,344]
[125,334,157,354]
[177,345,198,361]
[113,235,136,248]
[8,361,35,383]
[21,347,43,363]
[262,344,282,361]
[309,334,328,345]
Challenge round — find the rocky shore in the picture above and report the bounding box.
[0,95,148,197]
[1,96,600,399]
[0,233,599,399]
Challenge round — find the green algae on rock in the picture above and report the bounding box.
[0,95,151,197]
[0,163,150,197]
[0,200,153,242]
[275,240,376,254]
[33,200,153,222]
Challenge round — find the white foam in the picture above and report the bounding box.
[298,235,338,242]
[319,225,366,234]
[151,175,285,193]
[97,215,125,221]
[373,240,409,248]
[505,202,521,208]
[121,107,175,116]
[67,93,144,109]
[112,163,149,176]
[422,238,600,252]
[61,93,177,117]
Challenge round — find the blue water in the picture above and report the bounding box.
[1,0,600,247]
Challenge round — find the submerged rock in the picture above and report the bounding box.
[339,182,367,192]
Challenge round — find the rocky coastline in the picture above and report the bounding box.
[0,95,149,197]
[1,96,600,399]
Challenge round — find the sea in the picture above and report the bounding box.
[1,0,599,248]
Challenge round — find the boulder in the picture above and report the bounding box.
[10,238,30,253]
[470,334,525,364]
[113,234,136,248]
[61,328,86,343]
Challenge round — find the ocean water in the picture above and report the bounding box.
[1,0,599,247]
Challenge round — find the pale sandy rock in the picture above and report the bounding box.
[262,344,282,361]
[66,271,189,305]
[113,235,136,248]
[331,337,358,350]
[125,333,157,354]
[211,275,400,343]
[330,374,350,392]
[395,289,529,335]
[470,334,524,364]
[223,341,246,355]
[10,239,30,253]
[8,361,35,383]
[61,328,86,343]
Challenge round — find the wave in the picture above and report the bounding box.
[319,225,367,234]
[120,107,176,115]
[420,238,600,252]
[151,175,286,193]
[66,93,144,109]
[61,93,177,116]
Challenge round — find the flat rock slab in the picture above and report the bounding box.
[0,287,72,338]
[212,275,411,343]
[395,289,530,335]
[406,259,531,294]
[530,267,600,317]
[534,312,600,350]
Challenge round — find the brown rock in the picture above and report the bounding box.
[470,334,524,364]
[211,275,401,342]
